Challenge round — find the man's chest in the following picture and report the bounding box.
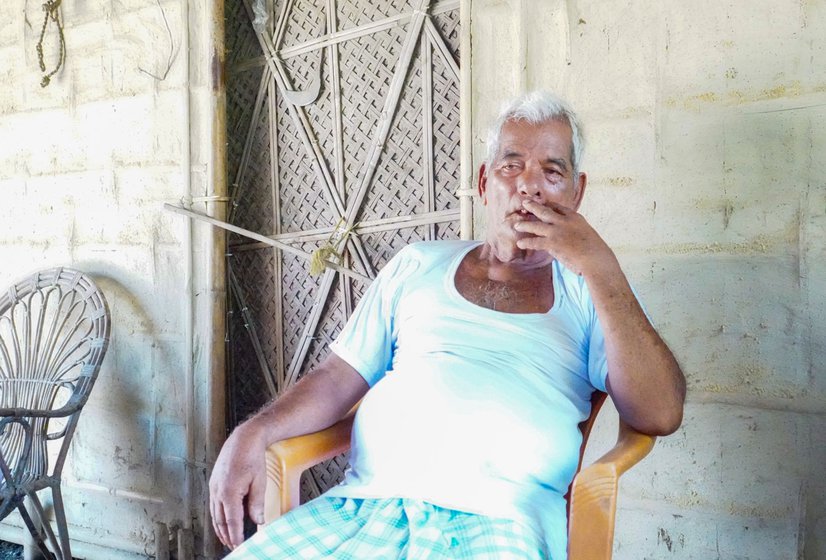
[453,266,554,314]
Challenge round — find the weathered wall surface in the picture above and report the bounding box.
[0,1,220,557]
[470,1,825,558]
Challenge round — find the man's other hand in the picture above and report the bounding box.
[209,421,268,549]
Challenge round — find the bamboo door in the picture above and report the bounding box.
[224,0,461,500]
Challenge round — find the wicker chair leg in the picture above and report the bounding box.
[51,485,72,560]
[24,492,63,559]
[19,496,52,560]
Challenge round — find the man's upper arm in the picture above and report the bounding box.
[316,351,371,408]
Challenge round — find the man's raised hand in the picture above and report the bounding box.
[514,199,617,277]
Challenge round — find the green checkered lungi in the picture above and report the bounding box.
[226,496,550,559]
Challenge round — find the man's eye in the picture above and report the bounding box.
[545,169,562,176]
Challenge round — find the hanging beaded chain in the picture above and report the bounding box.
[36,0,66,88]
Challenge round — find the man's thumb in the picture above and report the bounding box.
[248,474,267,525]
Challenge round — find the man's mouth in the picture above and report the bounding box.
[513,208,536,221]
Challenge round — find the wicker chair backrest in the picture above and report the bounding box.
[0,268,110,493]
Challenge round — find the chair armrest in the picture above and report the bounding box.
[0,378,93,419]
[0,398,85,420]
[568,421,656,560]
[263,412,355,524]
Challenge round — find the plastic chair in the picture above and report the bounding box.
[0,268,110,560]
[262,391,656,559]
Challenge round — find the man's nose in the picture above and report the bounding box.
[517,169,545,200]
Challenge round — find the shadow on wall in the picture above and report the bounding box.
[61,267,180,519]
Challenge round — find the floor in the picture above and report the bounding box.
[0,542,21,560]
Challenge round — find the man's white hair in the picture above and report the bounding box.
[485,91,585,175]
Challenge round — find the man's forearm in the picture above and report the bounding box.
[238,353,369,446]
[584,255,686,435]
[209,353,367,549]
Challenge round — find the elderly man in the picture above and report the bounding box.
[210,91,686,559]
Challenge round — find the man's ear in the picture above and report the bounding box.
[477,164,488,205]
[572,171,587,211]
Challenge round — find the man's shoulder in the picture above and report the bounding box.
[553,260,594,309]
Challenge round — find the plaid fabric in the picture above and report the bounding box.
[226,496,550,559]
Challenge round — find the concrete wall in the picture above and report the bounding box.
[0,1,222,557]
[469,1,825,558]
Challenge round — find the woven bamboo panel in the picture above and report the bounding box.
[225,0,264,184]
[232,99,275,237]
[278,246,324,376]
[226,0,264,66]
[282,0,327,47]
[337,0,417,32]
[282,51,338,198]
[224,0,462,502]
[361,226,430,271]
[275,94,338,234]
[432,8,460,59]
[357,45,426,224]
[298,274,347,374]
[338,26,406,198]
[227,272,270,427]
[231,250,281,380]
[226,66,265,191]
[435,219,461,240]
[432,51,461,212]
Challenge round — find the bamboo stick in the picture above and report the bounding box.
[275,0,458,59]
[424,17,459,85]
[229,209,461,251]
[278,13,411,59]
[268,77,286,393]
[227,267,277,398]
[459,0,472,239]
[431,0,460,14]
[422,37,436,240]
[342,0,433,229]
[245,0,379,279]
[327,0,353,319]
[273,0,294,51]
[229,57,267,75]
[284,269,336,387]
[164,204,371,284]
[228,68,271,224]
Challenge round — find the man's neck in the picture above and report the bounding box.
[476,240,554,282]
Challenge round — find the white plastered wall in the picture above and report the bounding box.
[0,1,223,558]
[468,1,825,558]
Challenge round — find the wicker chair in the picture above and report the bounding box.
[0,268,110,560]
[262,391,656,560]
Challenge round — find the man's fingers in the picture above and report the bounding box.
[210,487,247,549]
[210,497,231,548]
[522,199,571,219]
[223,500,246,550]
[513,220,550,236]
[516,237,547,251]
[247,472,267,526]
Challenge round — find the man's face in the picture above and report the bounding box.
[478,118,586,249]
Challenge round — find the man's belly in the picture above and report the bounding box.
[346,356,583,497]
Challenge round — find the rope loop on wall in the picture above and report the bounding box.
[36,0,66,88]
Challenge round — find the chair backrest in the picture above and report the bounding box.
[576,390,608,473]
[0,268,110,479]
[565,390,607,519]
